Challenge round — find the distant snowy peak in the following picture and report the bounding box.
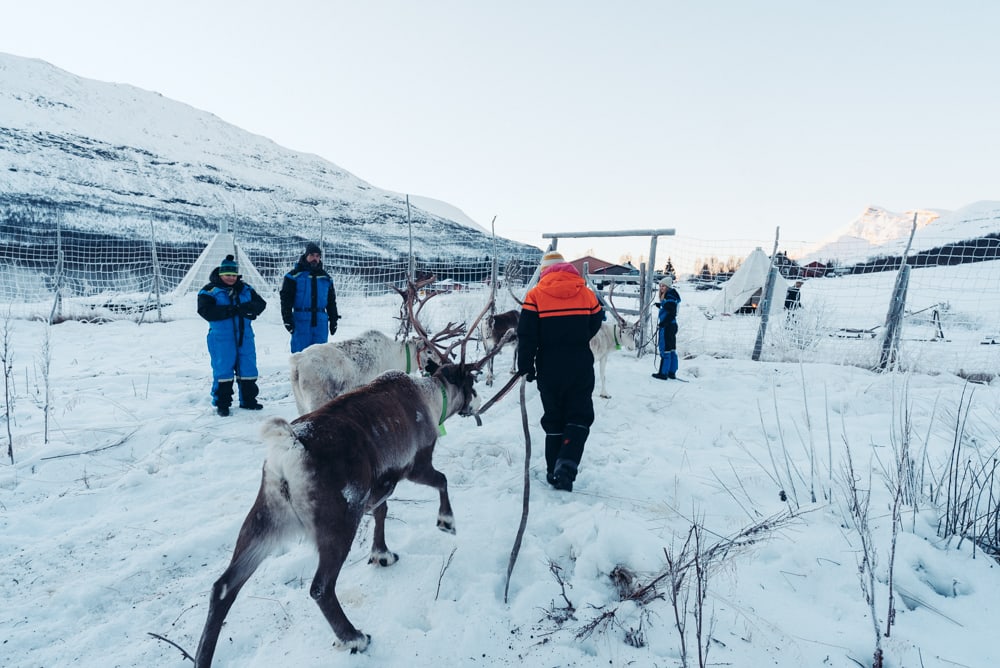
[844,206,940,245]
[799,201,1000,264]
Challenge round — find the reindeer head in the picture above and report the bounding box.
[606,283,640,350]
[433,363,481,418]
[399,277,514,424]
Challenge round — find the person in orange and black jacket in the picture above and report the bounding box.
[197,255,267,416]
[517,250,604,492]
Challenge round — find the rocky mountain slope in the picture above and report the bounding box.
[0,52,532,260]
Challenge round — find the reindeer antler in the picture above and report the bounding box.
[395,269,514,374]
[451,260,499,366]
[605,282,629,328]
[392,276,438,341]
[469,329,515,372]
[393,276,471,366]
[604,282,642,348]
[504,258,525,305]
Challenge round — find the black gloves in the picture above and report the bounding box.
[519,367,536,382]
[238,303,257,320]
[329,322,337,335]
[284,322,294,334]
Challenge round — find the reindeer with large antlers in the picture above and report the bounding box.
[288,276,465,414]
[194,280,509,666]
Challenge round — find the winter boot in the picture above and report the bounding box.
[545,434,563,486]
[652,352,670,379]
[238,379,263,410]
[552,460,577,492]
[558,424,589,470]
[552,424,589,492]
[666,351,679,379]
[214,380,234,417]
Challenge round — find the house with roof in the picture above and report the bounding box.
[567,255,639,287]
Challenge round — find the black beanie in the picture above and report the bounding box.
[305,242,322,256]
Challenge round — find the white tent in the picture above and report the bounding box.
[171,233,270,297]
[711,247,788,318]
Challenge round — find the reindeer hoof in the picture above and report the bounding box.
[368,550,399,567]
[437,514,456,534]
[341,633,371,654]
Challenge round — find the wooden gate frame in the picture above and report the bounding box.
[533,228,676,355]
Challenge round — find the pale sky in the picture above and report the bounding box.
[2,0,998,258]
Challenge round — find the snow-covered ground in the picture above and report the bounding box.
[2,288,1000,668]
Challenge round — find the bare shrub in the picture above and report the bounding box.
[929,383,1000,559]
[573,512,796,667]
[840,444,884,667]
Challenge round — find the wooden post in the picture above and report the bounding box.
[48,221,64,325]
[879,214,919,370]
[149,221,163,322]
[752,228,781,361]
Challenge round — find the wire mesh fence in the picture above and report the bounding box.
[1,221,997,377]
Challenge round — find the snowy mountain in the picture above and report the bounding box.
[797,202,1000,264]
[0,52,530,259]
[843,205,941,244]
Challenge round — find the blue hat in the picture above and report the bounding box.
[218,255,239,276]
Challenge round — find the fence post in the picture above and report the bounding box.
[879,265,911,370]
[640,235,660,355]
[638,261,650,354]
[149,220,164,322]
[879,214,918,370]
[752,229,781,361]
[47,221,64,324]
[406,195,415,284]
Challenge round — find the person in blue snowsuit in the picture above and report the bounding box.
[652,276,681,380]
[196,255,267,416]
[279,242,340,353]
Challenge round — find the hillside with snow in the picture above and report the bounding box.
[0,52,528,259]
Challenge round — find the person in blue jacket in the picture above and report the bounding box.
[279,242,340,353]
[652,275,681,380]
[197,255,267,416]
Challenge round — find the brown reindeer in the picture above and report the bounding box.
[481,309,520,386]
[193,282,503,666]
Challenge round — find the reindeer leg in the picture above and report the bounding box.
[311,525,371,653]
[408,447,455,534]
[195,492,278,668]
[368,500,399,566]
